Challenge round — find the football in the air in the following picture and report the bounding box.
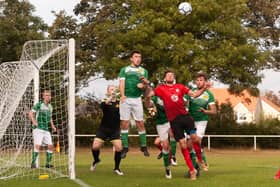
[178,2,192,16]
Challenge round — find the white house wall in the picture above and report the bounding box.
[261,100,280,120]
[234,102,254,123]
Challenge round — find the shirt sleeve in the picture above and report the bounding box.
[183,85,190,94]
[154,87,161,97]
[32,102,41,112]
[118,67,126,80]
[144,68,148,79]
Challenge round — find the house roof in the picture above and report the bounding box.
[209,88,257,112]
[261,96,280,112]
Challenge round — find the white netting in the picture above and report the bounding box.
[0,40,72,180]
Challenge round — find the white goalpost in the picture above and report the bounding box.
[0,39,75,180]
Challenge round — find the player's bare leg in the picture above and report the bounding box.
[154,137,163,159]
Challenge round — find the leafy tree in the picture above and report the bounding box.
[246,0,280,70]
[73,0,269,93]
[0,0,47,63]
[48,10,79,40]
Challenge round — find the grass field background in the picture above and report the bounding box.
[1,148,280,187]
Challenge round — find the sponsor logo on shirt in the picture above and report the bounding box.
[171,94,179,102]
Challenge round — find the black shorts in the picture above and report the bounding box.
[170,114,196,141]
[95,128,120,142]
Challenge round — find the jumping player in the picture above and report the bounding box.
[151,70,209,180]
[187,72,216,171]
[119,50,150,158]
[90,85,123,175]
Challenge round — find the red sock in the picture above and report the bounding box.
[155,143,162,151]
[181,148,194,171]
[192,142,202,162]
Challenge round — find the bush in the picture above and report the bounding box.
[76,116,101,146]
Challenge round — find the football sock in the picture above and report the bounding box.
[162,150,169,168]
[138,131,147,147]
[181,148,194,171]
[202,149,207,164]
[190,150,199,168]
[169,138,176,156]
[192,142,202,162]
[92,149,100,162]
[31,151,39,165]
[114,151,122,170]
[121,130,129,148]
[155,143,162,151]
[46,151,53,165]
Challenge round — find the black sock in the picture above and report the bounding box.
[114,151,121,170]
[92,149,100,163]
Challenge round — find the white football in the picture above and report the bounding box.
[178,2,192,16]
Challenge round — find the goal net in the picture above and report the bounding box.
[0,39,75,180]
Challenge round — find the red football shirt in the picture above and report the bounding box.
[154,84,190,121]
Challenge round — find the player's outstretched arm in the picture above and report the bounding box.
[187,82,211,98]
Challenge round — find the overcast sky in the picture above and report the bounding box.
[29,0,280,98]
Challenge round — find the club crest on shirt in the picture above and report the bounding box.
[171,94,179,102]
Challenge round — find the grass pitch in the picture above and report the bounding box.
[1,148,280,187]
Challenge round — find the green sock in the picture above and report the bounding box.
[170,139,177,156]
[190,151,198,168]
[121,130,129,148]
[139,131,147,147]
[162,151,169,168]
[202,149,207,164]
[31,152,38,165]
[46,152,53,165]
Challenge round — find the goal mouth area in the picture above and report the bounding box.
[0,39,75,180]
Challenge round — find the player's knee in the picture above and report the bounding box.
[34,145,40,152]
[48,144,54,150]
[136,122,145,131]
[162,141,169,150]
[114,145,122,152]
[190,134,200,143]
[121,120,129,129]
[179,139,187,149]
[92,141,102,150]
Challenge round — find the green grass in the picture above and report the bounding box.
[1,148,280,187]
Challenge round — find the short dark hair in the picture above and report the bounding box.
[164,69,175,78]
[130,50,141,57]
[195,72,208,80]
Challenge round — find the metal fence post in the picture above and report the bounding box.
[208,135,211,151]
[254,136,257,151]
